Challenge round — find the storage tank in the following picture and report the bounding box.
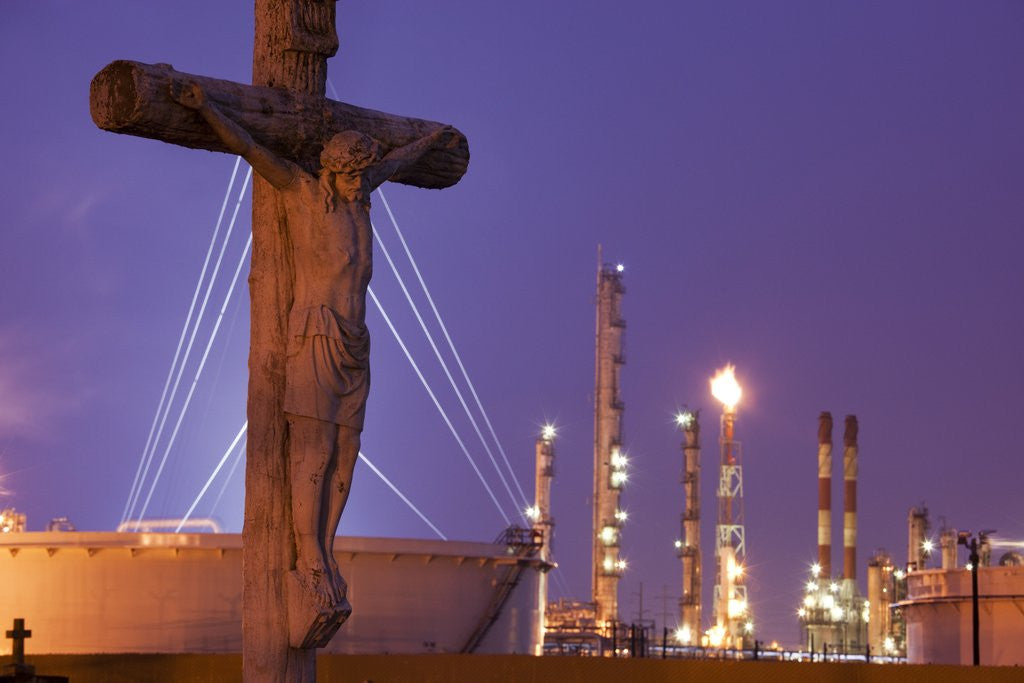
[0,532,545,655]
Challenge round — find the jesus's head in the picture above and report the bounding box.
[320,131,382,175]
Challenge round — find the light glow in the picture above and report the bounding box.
[615,509,629,522]
[744,621,754,634]
[616,263,625,272]
[615,558,628,572]
[806,580,817,593]
[706,625,726,648]
[600,526,618,546]
[675,626,692,644]
[810,563,821,577]
[710,364,742,410]
[525,505,541,521]
[894,568,906,580]
[797,607,807,618]
[922,539,934,554]
[676,411,694,428]
[610,471,627,488]
[803,595,815,608]
[884,636,896,653]
[541,424,557,441]
[610,449,627,469]
[674,539,683,549]
[829,582,839,593]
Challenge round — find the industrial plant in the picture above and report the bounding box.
[2,254,1023,669]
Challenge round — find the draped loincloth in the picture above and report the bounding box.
[283,304,370,429]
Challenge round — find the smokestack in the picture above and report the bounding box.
[843,415,858,584]
[817,412,833,580]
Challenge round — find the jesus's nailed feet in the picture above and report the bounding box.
[286,569,351,649]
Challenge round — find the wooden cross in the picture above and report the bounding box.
[5,618,30,667]
[89,2,468,681]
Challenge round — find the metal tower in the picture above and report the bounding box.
[710,365,751,648]
[592,253,627,629]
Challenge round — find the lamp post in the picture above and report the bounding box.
[958,530,994,666]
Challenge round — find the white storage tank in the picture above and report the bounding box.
[0,532,545,655]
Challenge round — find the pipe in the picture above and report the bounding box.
[817,412,833,580]
[843,415,858,582]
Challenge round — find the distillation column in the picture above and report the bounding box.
[817,412,833,582]
[842,415,858,594]
[592,259,627,629]
[677,411,701,645]
[532,426,556,655]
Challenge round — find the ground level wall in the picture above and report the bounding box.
[5,654,1023,683]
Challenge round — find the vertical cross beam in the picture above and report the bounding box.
[244,1,337,681]
[5,618,31,666]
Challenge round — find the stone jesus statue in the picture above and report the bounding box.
[172,81,455,634]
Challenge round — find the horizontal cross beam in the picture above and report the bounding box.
[90,60,469,189]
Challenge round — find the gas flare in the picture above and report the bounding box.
[710,364,742,411]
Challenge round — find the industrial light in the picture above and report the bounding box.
[675,626,691,644]
[706,625,726,648]
[600,526,618,546]
[727,598,747,618]
[615,559,628,572]
[674,539,683,549]
[603,556,614,572]
[675,411,694,428]
[610,471,627,488]
[810,562,821,577]
[922,539,934,555]
[829,582,839,593]
[893,569,906,580]
[729,562,744,580]
[710,364,742,410]
[965,562,973,571]
[616,263,624,273]
[610,450,627,469]
[830,606,844,621]
[541,424,557,441]
[797,607,807,618]
[803,595,815,608]
[822,595,835,610]
[744,621,754,634]
[883,636,896,654]
[525,505,540,521]
[615,509,628,523]
[806,580,817,593]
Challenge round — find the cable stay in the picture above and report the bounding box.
[121,157,243,526]
[174,421,447,541]
[368,286,511,526]
[176,421,247,532]
[377,189,530,510]
[371,221,522,516]
[134,231,253,527]
[125,167,252,525]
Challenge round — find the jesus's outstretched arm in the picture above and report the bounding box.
[171,81,295,189]
[366,126,459,189]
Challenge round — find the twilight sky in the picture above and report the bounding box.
[2,1,1023,645]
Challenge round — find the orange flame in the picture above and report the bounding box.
[710,364,742,410]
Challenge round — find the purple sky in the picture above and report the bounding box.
[2,1,1024,645]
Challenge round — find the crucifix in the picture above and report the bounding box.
[89,1,469,680]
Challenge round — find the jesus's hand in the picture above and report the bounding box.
[170,81,206,110]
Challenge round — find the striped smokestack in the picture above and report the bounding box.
[817,412,833,579]
[843,415,858,582]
